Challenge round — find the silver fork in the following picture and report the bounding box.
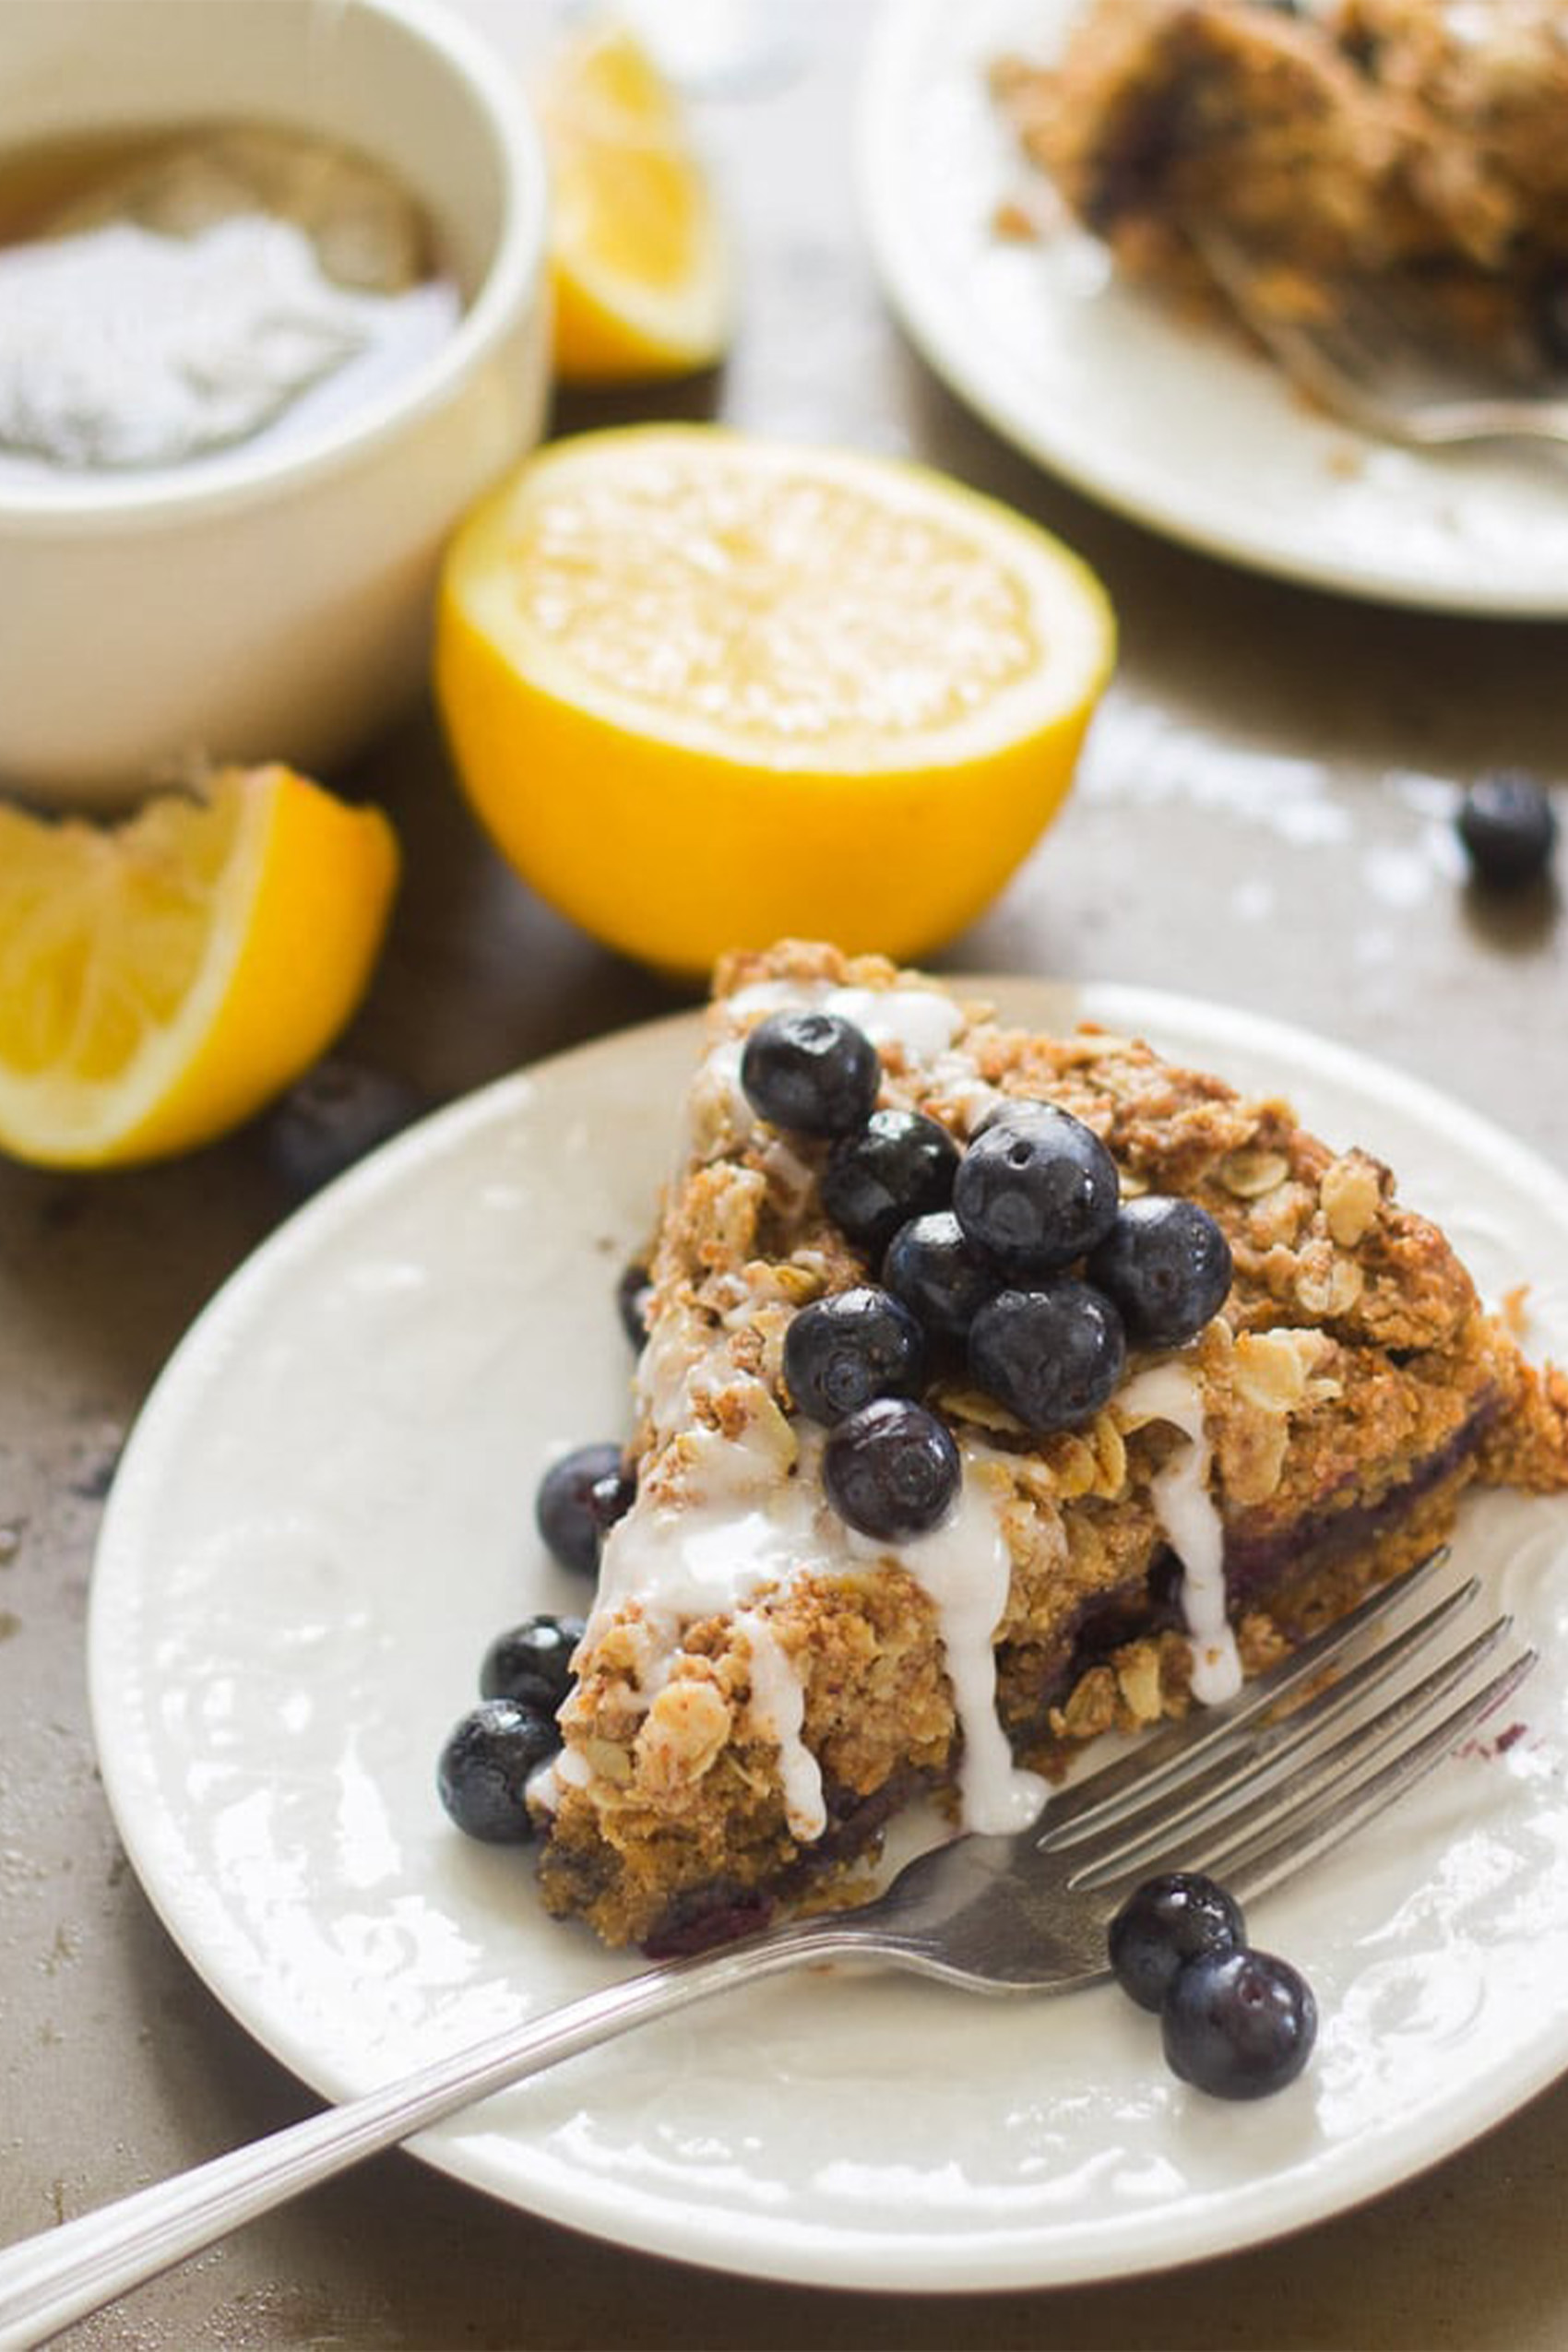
[1194,230,1568,451]
[0,1550,1533,2350]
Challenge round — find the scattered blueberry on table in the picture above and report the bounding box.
[1455,771,1558,891]
[265,1057,426,1200]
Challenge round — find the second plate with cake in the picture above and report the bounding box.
[859,0,1568,615]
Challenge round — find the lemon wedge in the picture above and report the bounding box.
[0,766,399,1169]
[539,21,731,383]
[435,424,1115,974]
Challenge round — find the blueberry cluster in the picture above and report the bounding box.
[740,1006,1234,1545]
[436,1611,585,1843]
[1108,1871,1317,2099]
[438,1439,637,1846]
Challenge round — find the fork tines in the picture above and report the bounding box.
[1040,1549,1536,1909]
[1190,222,1568,449]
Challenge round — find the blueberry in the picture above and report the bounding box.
[783,1286,926,1424]
[823,1396,961,1541]
[589,1465,636,1540]
[265,1058,426,1201]
[1161,1945,1318,2099]
[968,1280,1126,1431]
[884,1209,1001,1338]
[480,1612,588,1711]
[436,1698,560,1842]
[1109,1871,1247,2013]
[1087,1196,1233,1351]
[821,1110,961,1255]
[616,1259,653,1348]
[740,1010,881,1135]
[953,1101,1121,1277]
[536,1441,627,1575]
[1456,771,1558,889]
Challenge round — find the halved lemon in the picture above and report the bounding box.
[435,424,1115,974]
[0,766,399,1169]
[538,21,731,383]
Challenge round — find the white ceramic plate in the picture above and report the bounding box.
[89,983,1568,2291]
[858,0,1568,614]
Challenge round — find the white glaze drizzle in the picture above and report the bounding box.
[680,1035,752,1163]
[924,1051,1004,1134]
[588,1412,1044,1840]
[592,1468,811,1657]
[735,1609,826,1840]
[725,977,965,1067]
[845,1458,1046,1834]
[1116,1361,1242,1705]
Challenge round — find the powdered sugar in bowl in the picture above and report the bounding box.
[0,0,550,803]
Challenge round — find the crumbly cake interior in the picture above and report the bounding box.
[533,943,1568,1952]
[993,0,1568,374]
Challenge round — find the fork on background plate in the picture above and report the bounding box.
[0,1547,1535,2350]
[1194,229,1568,452]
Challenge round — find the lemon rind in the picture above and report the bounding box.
[0,769,398,1169]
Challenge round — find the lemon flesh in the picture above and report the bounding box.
[540,25,731,383]
[436,425,1115,974]
[0,766,398,1168]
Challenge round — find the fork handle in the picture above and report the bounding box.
[0,1916,858,2351]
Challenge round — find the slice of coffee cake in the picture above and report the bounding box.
[532,943,1568,1951]
[994,0,1568,376]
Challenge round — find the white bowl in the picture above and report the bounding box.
[0,0,551,804]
